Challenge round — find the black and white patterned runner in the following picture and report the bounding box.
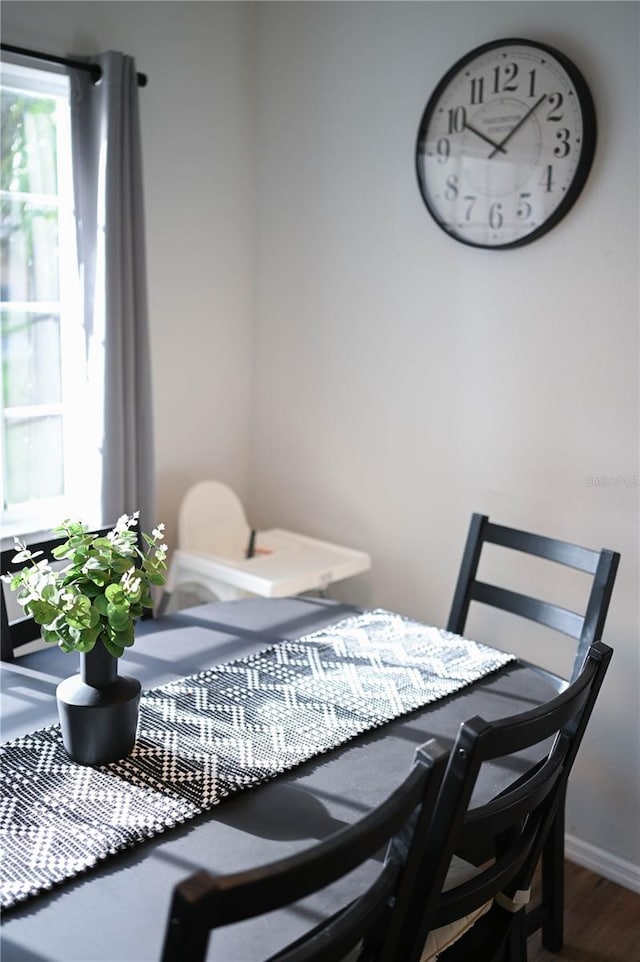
[0,609,514,910]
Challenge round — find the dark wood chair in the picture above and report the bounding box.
[160,641,611,962]
[160,739,450,962]
[446,512,620,952]
[1,524,153,662]
[391,640,613,962]
[1,532,71,662]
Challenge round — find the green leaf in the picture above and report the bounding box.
[29,599,60,626]
[67,522,87,536]
[87,570,108,587]
[114,623,135,648]
[49,614,69,635]
[107,604,130,630]
[105,583,126,605]
[66,595,93,629]
[80,581,102,597]
[147,572,166,587]
[102,636,125,659]
[75,633,96,653]
[67,615,88,630]
[11,549,34,564]
[93,594,109,615]
[76,625,100,650]
[51,541,72,559]
[91,537,112,550]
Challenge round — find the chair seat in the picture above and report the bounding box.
[420,857,493,962]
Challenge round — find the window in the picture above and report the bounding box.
[1,60,100,537]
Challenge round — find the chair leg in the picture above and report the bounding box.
[541,795,566,952]
[510,911,528,962]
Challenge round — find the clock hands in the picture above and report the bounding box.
[488,94,547,158]
[462,95,546,160]
[462,121,507,154]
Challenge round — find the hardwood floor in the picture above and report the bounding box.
[527,861,640,962]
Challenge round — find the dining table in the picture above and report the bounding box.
[0,596,561,962]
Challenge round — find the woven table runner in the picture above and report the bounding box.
[0,609,514,910]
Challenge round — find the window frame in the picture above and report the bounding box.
[1,58,99,538]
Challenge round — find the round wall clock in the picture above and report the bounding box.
[415,38,596,249]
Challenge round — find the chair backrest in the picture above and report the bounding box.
[178,480,251,562]
[160,739,450,962]
[447,512,620,681]
[389,640,613,962]
[1,532,71,661]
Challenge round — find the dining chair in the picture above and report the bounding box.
[160,641,611,962]
[391,639,613,962]
[1,531,71,661]
[446,512,619,952]
[161,738,451,962]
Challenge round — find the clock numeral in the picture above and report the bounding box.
[546,92,564,122]
[540,165,555,192]
[447,106,467,134]
[554,128,571,158]
[489,202,504,230]
[436,137,450,163]
[516,193,533,220]
[444,174,459,200]
[528,69,537,98]
[469,77,484,105]
[492,61,519,93]
[463,195,477,220]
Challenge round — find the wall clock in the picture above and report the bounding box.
[415,38,596,249]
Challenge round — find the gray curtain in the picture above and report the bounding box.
[70,51,155,533]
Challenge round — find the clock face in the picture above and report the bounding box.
[415,39,596,249]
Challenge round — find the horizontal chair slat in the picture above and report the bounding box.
[470,582,584,639]
[485,522,600,574]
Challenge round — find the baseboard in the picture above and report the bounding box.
[565,834,640,893]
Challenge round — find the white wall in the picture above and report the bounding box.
[2,0,638,888]
[250,2,640,882]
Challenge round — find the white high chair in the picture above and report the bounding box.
[158,480,371,614]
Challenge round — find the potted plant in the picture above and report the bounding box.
[2,512,167,766]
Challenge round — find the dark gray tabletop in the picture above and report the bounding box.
[0,598,558,962]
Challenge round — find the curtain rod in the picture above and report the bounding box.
[0,43,148,87]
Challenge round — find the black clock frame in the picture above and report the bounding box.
[415,38,597,250]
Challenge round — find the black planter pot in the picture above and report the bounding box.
[56,641,141,766]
